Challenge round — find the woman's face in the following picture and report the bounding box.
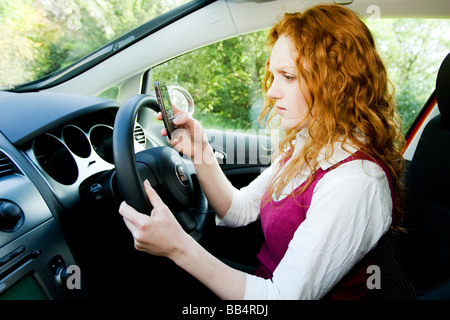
[267,35,310,131]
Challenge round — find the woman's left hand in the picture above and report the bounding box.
[118,180,189,259]
[119,181,246,300]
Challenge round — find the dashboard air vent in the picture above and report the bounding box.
[134,125,146,147]
[0,151,17,178]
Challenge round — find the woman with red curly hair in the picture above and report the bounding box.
[119,4,405,300]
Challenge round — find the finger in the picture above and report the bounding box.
[143,180,168,210]
[172,103,184,116]
[119,201,146,227]
[172,112,190,126]
[155,111,163,120]
[169,137,180,147]
[122,214,139,234]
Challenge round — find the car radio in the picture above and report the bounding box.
[0,218,85,300]
[0,148,86,300]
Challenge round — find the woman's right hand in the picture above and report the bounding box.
[158,104,234,218]
[156,104,209,162]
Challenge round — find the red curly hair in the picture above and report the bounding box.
[259,4,405,226]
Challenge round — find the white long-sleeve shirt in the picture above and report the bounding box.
[216,130,392,299]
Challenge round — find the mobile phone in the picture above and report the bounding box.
[154,81,178,139]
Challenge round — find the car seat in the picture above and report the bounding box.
[366,52,450,300]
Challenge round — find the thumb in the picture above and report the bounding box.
[172,103,185,117]
[143,180,168,212]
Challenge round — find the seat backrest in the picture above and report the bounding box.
[398,52,450,292]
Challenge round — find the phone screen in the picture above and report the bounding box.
[154,81,177,139]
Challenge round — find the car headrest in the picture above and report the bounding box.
[436,52,450,130]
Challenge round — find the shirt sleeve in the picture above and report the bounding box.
[243,160,393,300]
[216,163,275,228]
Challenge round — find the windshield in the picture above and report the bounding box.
[0,0,193,88]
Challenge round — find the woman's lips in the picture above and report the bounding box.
[277,106,286,114]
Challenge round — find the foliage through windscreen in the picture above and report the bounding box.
[0,0,191,87]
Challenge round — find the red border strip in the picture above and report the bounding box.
[403,96,437,154]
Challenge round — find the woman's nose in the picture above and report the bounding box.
[267,81,281,100]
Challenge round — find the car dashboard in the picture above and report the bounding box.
[0,91,160,299]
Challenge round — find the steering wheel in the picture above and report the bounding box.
[112,94,208,241]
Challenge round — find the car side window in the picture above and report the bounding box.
[367,18,450,135]
[150,19,450,135]
[152,30,269,131]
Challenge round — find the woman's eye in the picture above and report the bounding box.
[284,74,296,81]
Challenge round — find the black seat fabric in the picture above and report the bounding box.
[399,52,450,292]
[366,53,450,300]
